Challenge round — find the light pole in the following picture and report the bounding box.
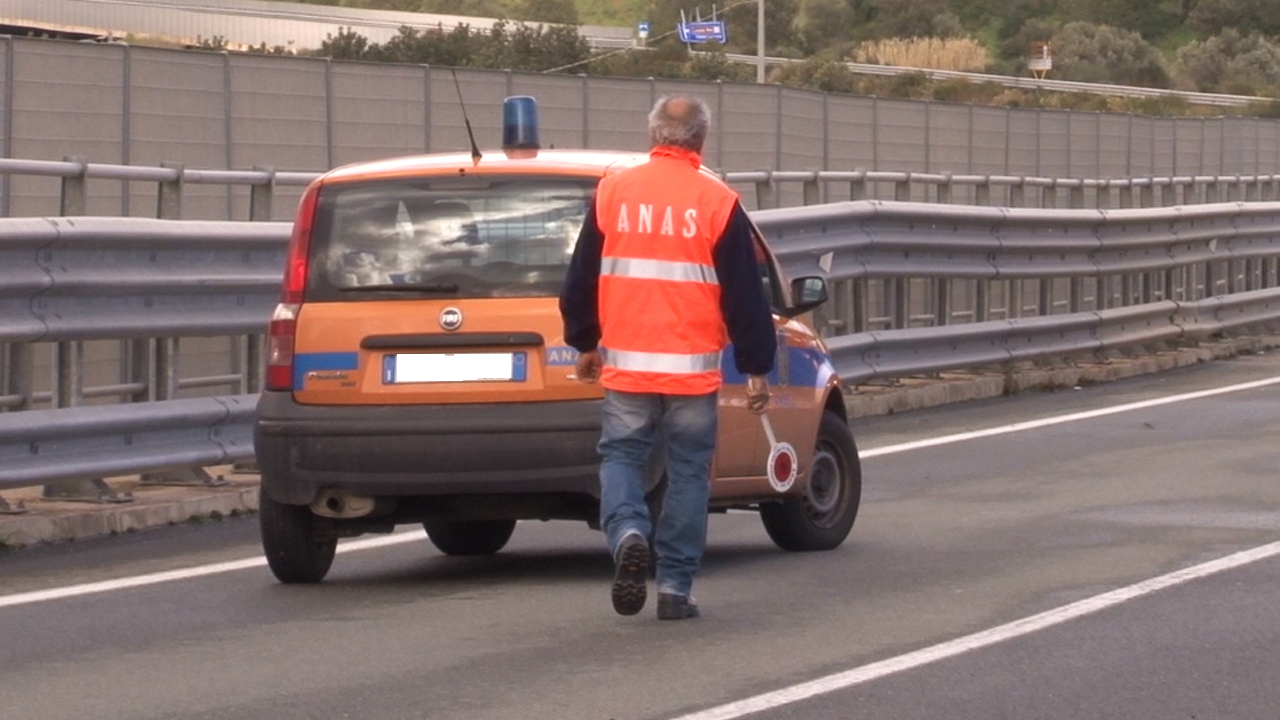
[756,0,765,82]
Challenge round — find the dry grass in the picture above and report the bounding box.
[852,37,988,73]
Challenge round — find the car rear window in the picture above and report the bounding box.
[306,175,598,299]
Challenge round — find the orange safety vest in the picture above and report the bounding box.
[594,146,739,395]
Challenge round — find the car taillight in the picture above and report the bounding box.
[265,303,299,391]
[281,182,321,305]
[265,183,320,391]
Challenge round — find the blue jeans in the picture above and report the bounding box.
[598,389,718,598]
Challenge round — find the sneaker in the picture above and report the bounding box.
[611,533,650,616]
[656,592,700,620]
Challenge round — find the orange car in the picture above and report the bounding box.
[254,97,862,583]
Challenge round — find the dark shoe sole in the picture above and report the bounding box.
[612,541,650,616]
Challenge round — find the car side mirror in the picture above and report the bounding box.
[784,276,828,318]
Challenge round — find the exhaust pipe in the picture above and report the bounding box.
[310,489,387,519]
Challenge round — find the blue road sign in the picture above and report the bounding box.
[677,21,727,44]
[638,20,650,36]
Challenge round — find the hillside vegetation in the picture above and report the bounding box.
[265,0,1280,117]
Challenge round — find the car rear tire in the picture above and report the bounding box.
[760,411,861,552]
[260,493,338,583]
[424,519,517,556]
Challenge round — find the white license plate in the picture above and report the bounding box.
[382,352,527,384]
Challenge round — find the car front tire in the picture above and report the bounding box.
[260,492,338,583]
[760,410,862,552]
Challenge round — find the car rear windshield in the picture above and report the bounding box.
[306,175,598,299]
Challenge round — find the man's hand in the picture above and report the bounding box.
[574,350,602,384]
[746,375,770,414]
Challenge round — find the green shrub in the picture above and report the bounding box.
[1173,30,1280,97]
[1048,22,1171,88]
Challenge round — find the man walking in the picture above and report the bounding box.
[559,95,776,619]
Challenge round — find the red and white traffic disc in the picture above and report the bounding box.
[760,413,798,492]
[766,441,798,492]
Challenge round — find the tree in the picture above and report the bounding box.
[864,0,959,39]
[1188,0,1280,38]
[1174,30,1280,95]
[771,58,859,93]
[319,26,373,60]
[794,0,861,54]
[1059,0,1182,43]
[1048,22,1171,88]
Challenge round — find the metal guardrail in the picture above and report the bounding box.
[2,198,1280,506]
[0,395,255,492]
[5,157,1280,222]
[722,53,1272,109]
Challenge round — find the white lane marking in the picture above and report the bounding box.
[3,374,1278,611]
[860,375,1280,459]
[670,540,1280,720]
[0,529,427,610]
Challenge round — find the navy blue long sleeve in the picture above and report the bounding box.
[714,203,776,376]
[559,201,604,353]
[559,199,776,376]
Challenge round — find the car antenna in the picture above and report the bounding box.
[451,68,483,166]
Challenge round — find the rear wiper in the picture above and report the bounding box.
[341,283,461,294]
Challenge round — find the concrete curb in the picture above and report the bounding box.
[2,334,1277,550]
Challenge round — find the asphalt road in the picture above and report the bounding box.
[2,353,1279,720]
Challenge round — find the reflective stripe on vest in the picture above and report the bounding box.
[601,257,719,285]
[605,348,722,374]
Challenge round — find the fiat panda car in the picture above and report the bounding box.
[254,98,861,583]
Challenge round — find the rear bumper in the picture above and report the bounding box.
[254,391,603,505]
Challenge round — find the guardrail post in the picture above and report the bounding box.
[936,279,952,325]
[60,155,88,216]
[127,338,152,402]
[936,173,952,204]
[1070,184,1085,209]
[1119,184,1133,209]
[802,176,820,206]
[974,280,988,322]
[1038,278,1053,315]
[1246,180,1260,202]
[1140,183,1155,208]
[1095,183,1110,210]
[1205,180,1219,203]
[1042,184,1056,209]
[850,172,867,201]
[243,334,263,394]
[1160,184,1176,207]
[853,280,869,333]
[155,338,178,401]
[1009,180,1025,208]
[1069,277,1084,313]
[975,179,990,206]
[894,178,910,202]
[755,175,774,210]
[156,162,183,219]
[3,344,33,410]
[250,165,276,221]
[893,279,909,329]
